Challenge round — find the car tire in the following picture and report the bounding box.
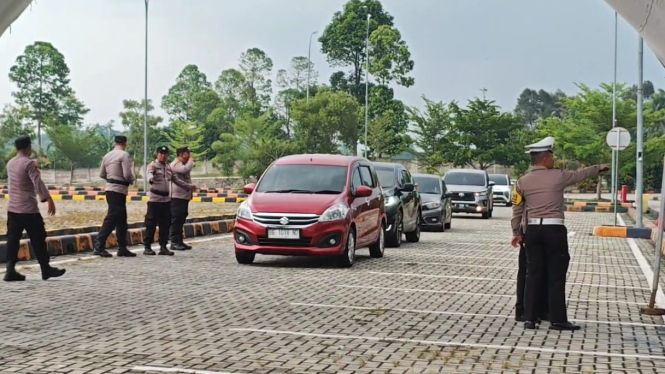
[235,250,255,264]
[481,211,489,219]
[369,223,385,258]
[386,210,403,248]
[338,227,356,268]
[405,213,421,243]
[434,213,445,232]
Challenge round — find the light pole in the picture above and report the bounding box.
[143,0,149,192]
[306,31,317,103]
[611,11,618,225]
[636,36,645,228]
[363,7,371,158]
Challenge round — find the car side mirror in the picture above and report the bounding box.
[354,185,372,197]
[243,183,255,194]
[401,183,415,192]
[488,181,495,187]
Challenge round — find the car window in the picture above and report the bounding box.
[398,169,407,186]
[359,165,375,187]
[443,172,486,186]
[255,164,348,193]
[402,170,412,184]
[375,167,395,188]
[489,174,509,185]
[351,167,363,190]
[413,176,441,194]
[441,180,448,194]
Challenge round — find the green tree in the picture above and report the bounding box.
[368,25,414,87]
[514,88,567,128]
[46,124,96,184]
[290,90,360,154]
[407,97,452,174]
[161,64,212,122]
[8,41,87,153]
[276,56,318,91]
[163,120,205,159]
[214,68,247,121]
[238,48,274,115]
[119,99,163,182]
[365,85,410,158]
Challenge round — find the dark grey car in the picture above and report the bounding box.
[412,173,453,232]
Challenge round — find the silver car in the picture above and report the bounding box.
[443,169,495,219]
[489,173,512,206]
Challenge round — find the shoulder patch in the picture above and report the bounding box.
[511,184,523,205]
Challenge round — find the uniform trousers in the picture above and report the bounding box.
[144,201,172,246]
[169,198,190,244]
[95,191,128,249]
[523,224,570,323]
[516,239,549,319]
[6,212,50,267]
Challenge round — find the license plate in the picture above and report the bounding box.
[457,204,466,208]
[267,229,300,239]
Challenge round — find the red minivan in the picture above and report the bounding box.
[233,154,386,267]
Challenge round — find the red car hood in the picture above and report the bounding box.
[249,192,342,215]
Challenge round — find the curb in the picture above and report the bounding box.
[567,201,632,207]
[0,185,243,193]
[0,194,245,203]
[0,218,236,263]
[564,205,628,213]
[592,225,652,239]
[627,207,665,253]
[0,214,235,241]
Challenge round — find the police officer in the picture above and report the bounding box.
[4,136,66,282]
[94,135,136,258]
[511,137,608,330]
[169,146,195,251]
[144,146,195,256]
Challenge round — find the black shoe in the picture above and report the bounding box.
[539,315,550,322]
[182,242,192,250]
[116,248,136,257]
[3,270,26,282]
[524,320,538,329]
[42,267,66,281]
[93,249,113,257]
[549,322,580,331]
[144,246,156,256]
[158,246,174,256]
[515,315,525,322]
[170,243,187,251]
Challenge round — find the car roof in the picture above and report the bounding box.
[412,173,441,179]
[371,161,401,170]
[272,154,361,167]
[489,173,509,177]
[445,169,487,174]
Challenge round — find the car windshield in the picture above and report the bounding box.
[375,167,395,188]
[489,174,509,185]
[444,172,486,186]
[413,176,441,194]
[255,164,348,194]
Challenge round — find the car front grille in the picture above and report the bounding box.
[257,237,312,247]
[451,192,475,201]
[253,213,320,227]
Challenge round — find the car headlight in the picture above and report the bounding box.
[423,201,441,209]
[319,202,350,222]
[236,200,253,220]
[475,191,487,197]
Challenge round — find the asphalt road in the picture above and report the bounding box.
[1,208,665,373]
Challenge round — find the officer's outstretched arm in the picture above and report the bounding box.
[558,166,601,187]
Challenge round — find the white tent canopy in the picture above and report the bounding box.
[0,0,32,39]
[605,0,665,66]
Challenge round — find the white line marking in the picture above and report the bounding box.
[619,214,665,323]
[229,328,665,361]
[335,285,645,305]
[405,253,641,267]
[568,231,576,237]
[290,302,663,327]
[2,234,233,273]
[367,271,650,290]
[132,366,237,374]
[393,262,623,276]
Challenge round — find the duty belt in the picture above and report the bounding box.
[106,178,130,186]
[528,218,565,225]
[149,188,169,197]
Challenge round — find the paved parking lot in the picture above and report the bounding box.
[2,208,665,373]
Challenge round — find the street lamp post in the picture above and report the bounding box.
[143,0,149,192]
[636,36,645,228]
[306,31,317,103]
[611,12,619,225]
[363,8,371,158]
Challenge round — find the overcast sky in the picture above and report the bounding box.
[1,0,664,130]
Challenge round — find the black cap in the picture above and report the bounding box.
[114,135,127,144]
[156,146,170,154]
[14,135,31,150]
[176,146,191,155]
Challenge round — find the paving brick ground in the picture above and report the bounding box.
[1,208,665,373]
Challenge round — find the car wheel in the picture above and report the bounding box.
[386,211,403,248]
[235,250,255,264]
[482,211,489,219]
[434,213,445,232]
[405,213,421,243]
[369,222,385,258]
[338,227,356,268]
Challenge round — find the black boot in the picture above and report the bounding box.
[182,242,192,250]
[549,322,581,331]
[524,320,538,329]
[116,247,136,257]
[158,245,174,256]
[41,266,66,281]
[92,248,112,257]
[3,262,25,282]
[170,243,187,251]
[143,245,156,256]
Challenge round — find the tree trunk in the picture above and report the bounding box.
[69,163,75,185]
[596,175,602,200]
[203,156,208,174]
[87,168,91,182]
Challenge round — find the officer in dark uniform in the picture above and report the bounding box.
[144,146,195,256]
[4,135,66,281]
[94,135,135,257]
[514,215,549,322]
[511,136,609,331]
